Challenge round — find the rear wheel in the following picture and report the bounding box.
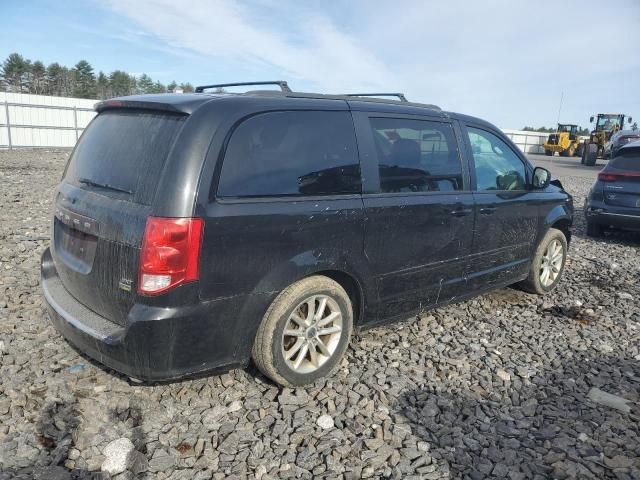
[252,275,353,387]
[584,143,598,166]
[586,220,603,237]
[518,228,568,294]
[544,149,553,156]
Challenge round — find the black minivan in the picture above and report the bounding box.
[41,82,573,386]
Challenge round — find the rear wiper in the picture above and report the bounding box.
[78,178,132,195]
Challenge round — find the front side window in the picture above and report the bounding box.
[467,127,527,191]
[217,111,360,197]
[368,118,463,193]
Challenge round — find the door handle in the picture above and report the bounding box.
[449,208,472,217]
[479,207,496,215]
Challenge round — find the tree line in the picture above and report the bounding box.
[522,126,591,135]
[0,52,194,99]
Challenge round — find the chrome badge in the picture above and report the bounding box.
[118,279,133,293]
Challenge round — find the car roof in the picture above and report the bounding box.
[619,139,640,152]
[98,90,500,132]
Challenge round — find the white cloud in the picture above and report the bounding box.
[105,0,397,92]
[104,0,640,127]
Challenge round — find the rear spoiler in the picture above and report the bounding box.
[95,99,188,114]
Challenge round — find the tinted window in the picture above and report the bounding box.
[65,110,185,205]
[611,150,640,170]
[369,118,463,193]
[217,111,360,197]
[467,127,527,191]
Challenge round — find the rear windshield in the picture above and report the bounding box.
[611,150,640,171]
[65,110,186,204]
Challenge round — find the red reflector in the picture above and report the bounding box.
[138,217,204,295]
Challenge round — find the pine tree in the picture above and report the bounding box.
[45,63,65,96]
[96,71,110,99]
[179,82,194,93]
[29,60,46,94]
[73,60,96,98]
[1,53,30,92]
[109,70,138,97]
[150,80,166,94]
[137,73,154,94]
[2,53,190,99]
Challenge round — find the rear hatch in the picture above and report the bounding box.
[602,152,640,210]
[52,109,187,325]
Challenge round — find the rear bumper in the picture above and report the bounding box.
[585,205,640,231]
[41,248,245,381]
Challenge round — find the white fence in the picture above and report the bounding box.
[502,129,550,154]
[0,92,571,154]
[0,92,96,149]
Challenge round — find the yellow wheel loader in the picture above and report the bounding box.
[543,124,581,157]
[581,113,633,166]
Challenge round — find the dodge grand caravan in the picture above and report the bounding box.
[41,81,573,387]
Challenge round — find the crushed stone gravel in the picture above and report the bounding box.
[0,149,638,479]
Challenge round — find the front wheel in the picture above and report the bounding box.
[584,143,598,166]
[518,228,568,294]
[544,149,553,156]
[252,275,353,387]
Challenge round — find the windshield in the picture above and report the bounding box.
[596,115,622,131]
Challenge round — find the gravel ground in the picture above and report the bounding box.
[0,149,638,480]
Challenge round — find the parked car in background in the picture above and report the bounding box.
[604,129,640,159]
[41,82,574,387]
[585,141,640,236]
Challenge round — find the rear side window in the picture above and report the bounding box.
[65,110,185,204]
[217,111,360,197]
[368,118,463,193]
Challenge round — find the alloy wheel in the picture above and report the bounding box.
[281,295,343,374]
[540,239,564,287]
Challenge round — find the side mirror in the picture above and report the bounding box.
[532,167,551,189]
[629,117,633,124]
[590,116,594,123]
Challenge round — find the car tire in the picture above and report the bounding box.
[586,221,603,237]
[518,228,568,295]
[544,149,553,156]
[251,275,353,387]
[585,143,598,166]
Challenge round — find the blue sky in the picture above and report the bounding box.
[2,0,640,129]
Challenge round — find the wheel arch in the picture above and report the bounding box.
[550,217,572,244]
[234,257,372,363]
[310,269,364,327]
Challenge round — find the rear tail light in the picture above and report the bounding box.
[138,217,204,295]
[598,173,619,182]
[598,172,640,182]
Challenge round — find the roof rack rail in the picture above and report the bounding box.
[343,93,408,102]
[195,81,292,93]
